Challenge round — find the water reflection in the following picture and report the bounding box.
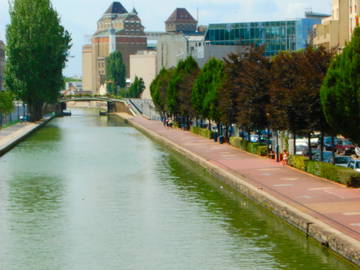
[154,147,357,270]
[0,109,356,270]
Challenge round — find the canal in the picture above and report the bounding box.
[0,109,357,270]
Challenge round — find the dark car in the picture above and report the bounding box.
[323,136,338,151]
[336,139,355,155]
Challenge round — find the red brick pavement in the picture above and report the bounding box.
[132,116,360,242]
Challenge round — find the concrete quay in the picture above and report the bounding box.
[0,115,54,156]
[126,115,360,267]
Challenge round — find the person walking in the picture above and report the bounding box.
[282,150,288,166]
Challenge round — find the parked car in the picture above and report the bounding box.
[250,134,259,143]
[336,139,355,155]
[348,159,360,172]
[323,136,338,151]
[334,156,352,168]
[312,151,334,163]
[296,144,308,156]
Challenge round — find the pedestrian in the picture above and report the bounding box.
[282,150,288,166]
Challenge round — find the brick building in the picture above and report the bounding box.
[82,2,147,93]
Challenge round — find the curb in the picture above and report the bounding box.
[0,116,55,157]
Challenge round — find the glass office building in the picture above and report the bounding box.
[204,16,323,56]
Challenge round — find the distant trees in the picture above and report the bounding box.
[321,27,360,145]
[106,51,126,95]
[123,76,145,98]
[5,0,71,121]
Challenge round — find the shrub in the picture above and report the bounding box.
[191,126,213,139]
[230,137,268,156]
[288,155,309,171]
[302,160,360,187]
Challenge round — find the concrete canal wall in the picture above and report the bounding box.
[0,116,55,157]
[126,116,360,267]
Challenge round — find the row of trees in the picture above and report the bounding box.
[151,45,333,140]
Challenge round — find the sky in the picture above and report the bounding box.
[0,0,332,77]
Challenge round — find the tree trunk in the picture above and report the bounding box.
[331,136,336,164]
[320,131,324,162]
[267,128,271,154]
[293,132,296,155]
[29,102,43,122]
[308,134,312,160]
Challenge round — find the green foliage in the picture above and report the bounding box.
[150,68,175,114]
[125,76,145,98]
[167,57,199,119]
[229,137,268,156]
[106,51,126,95]
[287,156,360,187]
[192,58,224,122]
[190,126,213,139]
[304,160,360,187]
[321,27,360,145]
[5,0,71,121]
[0,91,14,114]
[288,155,309,171]
[64,77,81,82]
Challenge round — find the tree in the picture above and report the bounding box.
[299,46,334,160]
[167,57,199,128]
[150,68,175,115]
[321,27,360,145]
[203,59,225,128]
[192,58,220,120]
[0,91,14,127]
[5,0,71,121]
[126,76,145,98]
[218,53,245,137]
[236,46,271,136]
[106,51,126,95]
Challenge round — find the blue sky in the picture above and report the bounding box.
[0,0,331,77]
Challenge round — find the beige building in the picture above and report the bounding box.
[314,0,360,50]
[129,51,157,99]
[0,40,5,91]
[82,2,147,93]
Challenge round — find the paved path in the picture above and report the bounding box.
[0,116,53,156]
[131,116,360,242]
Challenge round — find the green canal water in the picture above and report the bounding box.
[0,109,357,270]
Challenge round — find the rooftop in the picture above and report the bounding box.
[104,2,128,15]
[166,8,197,24]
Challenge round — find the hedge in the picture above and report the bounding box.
[190,127,213,139]
[288,155,360,187]
[288,155,309,171]
[229,137,268,156]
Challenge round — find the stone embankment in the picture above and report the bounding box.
[123,114,360,267]
[0,115,54,156]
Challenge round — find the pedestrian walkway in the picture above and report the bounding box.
[0,116,53,156]
[130,116,360,244]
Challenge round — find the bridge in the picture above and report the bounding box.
[59,97,142,116]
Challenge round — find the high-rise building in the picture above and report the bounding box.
[0,40,5,91]
[313,0,360,50]
[205,13,326,56]
[82,2,147,93]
